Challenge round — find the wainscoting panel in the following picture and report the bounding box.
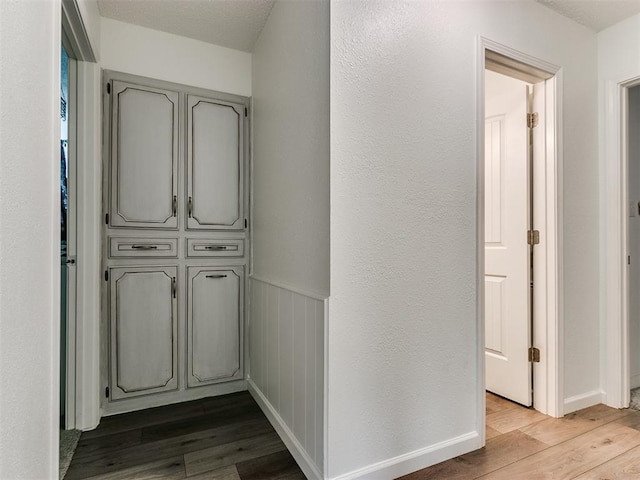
[249,276,325,479]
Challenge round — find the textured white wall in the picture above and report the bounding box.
[251,0,330,296]
[0,0,61,477]
[100,17,252,96]
[330,1,598,477]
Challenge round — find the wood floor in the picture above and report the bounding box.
[66,391,640,480]
[400,393,640,480]
[65,391,305,480]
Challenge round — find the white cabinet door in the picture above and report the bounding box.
[187,95,244,230]
[187,266,243,387]
[110,266,178,399]
[110,81,179,229]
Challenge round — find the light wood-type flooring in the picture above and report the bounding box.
[400,392,640,479]
[66,391,640,480]
[64,391,305,480]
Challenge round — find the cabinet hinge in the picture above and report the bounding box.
[106,83,111,94]
[105,213,109,225]
[105,386,109,398]
[244,107,248,117]
[527,230,540,245]
[528,347,541,363]
[104,270,108,281]
[527,112,538,128]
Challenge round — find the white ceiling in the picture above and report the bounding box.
[97,0,276,52]
[535,0,640,32]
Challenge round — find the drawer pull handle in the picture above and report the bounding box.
[172,195,177,217]
[205,245,227,250]
[188,197,193,217]
[131,245,158,250]
[172,277,176,298]
[206,274,227,279]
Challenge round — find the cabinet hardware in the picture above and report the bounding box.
[245,107,248,117]
[245,218,248,229]
[172,195,177,217]
[66,258,75,265]
[205,245,227,250]
[105,213,109,225]
[106,83,111,94]
[206,274,227,279]
[188,197,193,217]
[105,386,109,398]
[131,245,158,250]
[528,347,541,363]
[527,230,540,245]
[171,277,176,298]
[104,270,108,281]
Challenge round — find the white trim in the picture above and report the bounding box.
[73,61,101,431]
[563,390,604,415]
[248,379,323,480]
[249,274,328,301]
[603,74,640,409]
[328,432,481,480]
[323,298,329,478]
[477,37,563,418]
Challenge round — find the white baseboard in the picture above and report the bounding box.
[329,431,481,480]
[248,379,323,480]
[631,375,640,390]
[563,390,604,415]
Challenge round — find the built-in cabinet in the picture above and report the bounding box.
[102,71,249,413]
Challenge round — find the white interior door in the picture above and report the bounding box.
[485,70,531,406]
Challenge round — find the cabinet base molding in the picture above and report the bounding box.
[103,379,247,416]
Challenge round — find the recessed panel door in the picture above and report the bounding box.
[110,81,179,229]
[484,70,531,406]
[187,266,243,387]
[187,95,244,230]
[110,266,178,399]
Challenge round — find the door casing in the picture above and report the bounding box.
[476,37,564,442]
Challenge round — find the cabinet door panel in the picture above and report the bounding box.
[187,96,244,230]
[110,267,178,399]
[187,266,243,387]
[111,81,178,229]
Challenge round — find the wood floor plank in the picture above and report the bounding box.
[235,450,306,480]
[65,417,273,480]
[613,410,640,430]
[398,430,548,480]
[141,403,262,443]
[477,422,640,479]
[485,426,501,440]
[76,456,185,480]
[573,444,640,479]
[485,393,520,415]
[486,405,548,434]
[183,431,287,477]
[73,429,143,460]
[185,465,241,479]
[519,403,630,446]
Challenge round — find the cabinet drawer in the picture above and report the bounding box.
[186,239,244,257]
[109,237,178,258]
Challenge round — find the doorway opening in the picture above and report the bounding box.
[477,38,563,426]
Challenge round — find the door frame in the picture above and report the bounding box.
[476,37,564,431]
[603,74,640,409]
[61,0,101,431]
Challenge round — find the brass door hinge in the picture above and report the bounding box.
[527,230,540,245]
[528,347,541,363]
[527,112,538,128]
